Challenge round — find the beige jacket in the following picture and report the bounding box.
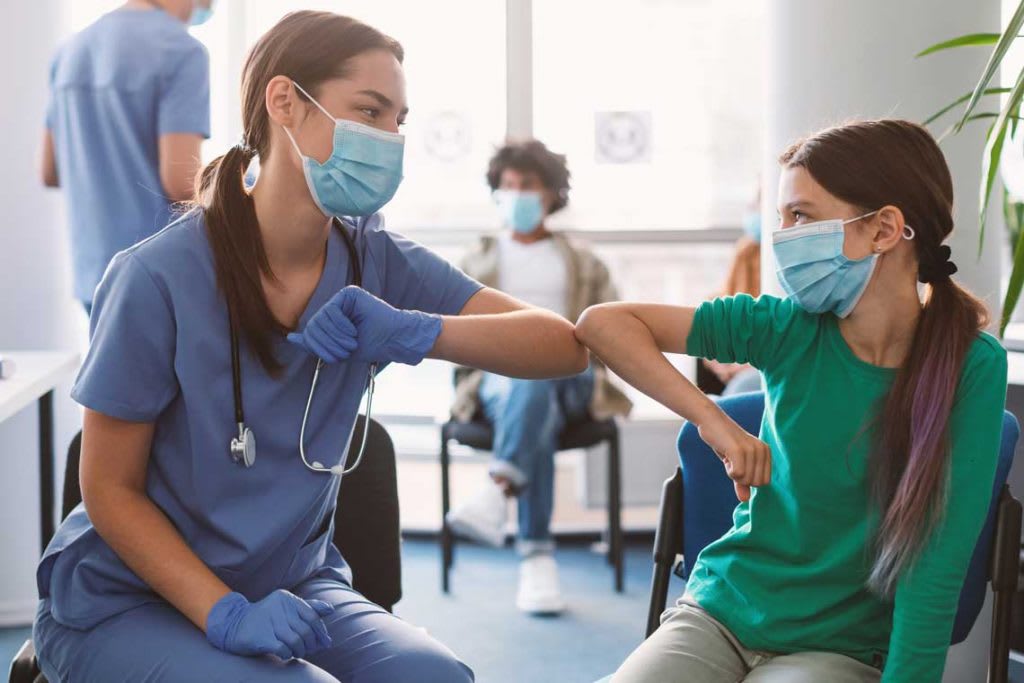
[450,233,634,422]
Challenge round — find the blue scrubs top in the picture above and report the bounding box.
[46,8,210,304]
[37,210,482,630]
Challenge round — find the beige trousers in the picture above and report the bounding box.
[611,599,882,683]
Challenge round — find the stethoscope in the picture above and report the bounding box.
[229,219,377,476]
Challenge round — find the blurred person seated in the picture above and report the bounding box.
[703,203,763,396]
[447,140,632,615]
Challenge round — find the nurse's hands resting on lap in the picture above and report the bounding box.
[288,285,442,365]
[206,589,333,660]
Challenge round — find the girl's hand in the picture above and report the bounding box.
[696,410,772,502]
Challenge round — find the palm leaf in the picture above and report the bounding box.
[1002,219,1024,335]
[956,2,1024,132]
[924,87,1010,127]
[979,71,1024,252]
[916,33,1000,58]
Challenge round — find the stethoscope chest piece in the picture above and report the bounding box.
[227,218,368,475]
[230,424,256,468]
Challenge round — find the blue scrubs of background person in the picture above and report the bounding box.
[32,10,588,683]
[40,0,211,313]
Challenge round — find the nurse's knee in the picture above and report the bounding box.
[222,659,340,683]
[365,642,473,683]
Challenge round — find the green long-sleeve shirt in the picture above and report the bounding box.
[684,294,1007,682]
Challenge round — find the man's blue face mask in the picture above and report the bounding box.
[283,81,405,218]
[494,190,544,233]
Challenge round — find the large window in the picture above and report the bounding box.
[534,0,766,231]
[65,0,764,232]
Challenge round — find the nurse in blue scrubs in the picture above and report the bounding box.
[32,11,588,683]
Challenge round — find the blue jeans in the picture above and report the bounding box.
[478,368,595,545]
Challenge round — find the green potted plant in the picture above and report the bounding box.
[919,4,1024,333]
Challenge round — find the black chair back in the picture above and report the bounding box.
[335,416,402,611]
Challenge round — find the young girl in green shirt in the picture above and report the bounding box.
[577,119,1008,683]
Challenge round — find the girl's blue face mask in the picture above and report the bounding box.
[494,190,545,233]
[283,81,405,218]
[771,210,915,318]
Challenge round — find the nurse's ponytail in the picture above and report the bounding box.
[780,120,989,597]
[196,143,279,370]
[195,11,403,374]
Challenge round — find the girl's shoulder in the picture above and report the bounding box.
[964,331,1008,372]
[950,332,1009,408]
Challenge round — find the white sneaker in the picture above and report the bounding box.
[516,554,566,615]
[445,482,508,548]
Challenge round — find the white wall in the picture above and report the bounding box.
[0,0,88,625]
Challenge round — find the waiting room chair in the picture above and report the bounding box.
[9,416,401,683]
[439,415,624,593]
[645,391,1022,683]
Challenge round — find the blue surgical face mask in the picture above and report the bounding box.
[189,1,214,26]
[494,190,544,233]
[283,81,405,218]
[742,211,762,242]
[772,210,914,318]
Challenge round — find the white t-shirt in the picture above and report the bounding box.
[496,234,569,318]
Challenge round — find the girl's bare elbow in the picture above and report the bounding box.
[575,304,610,347]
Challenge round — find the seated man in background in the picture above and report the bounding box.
[447,139,632,615]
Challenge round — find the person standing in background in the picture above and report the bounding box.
[40,0,212,314]
[447,140,632,615]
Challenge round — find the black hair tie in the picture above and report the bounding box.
[235,140,257,159]
[918,244,957,284]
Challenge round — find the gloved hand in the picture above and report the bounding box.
[206,590,333,660]
[288,286,442,366]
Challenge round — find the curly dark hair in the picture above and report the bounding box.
[486,139,571,213]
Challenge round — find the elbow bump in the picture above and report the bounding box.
[575,304,609,345]
[574,349,590,375]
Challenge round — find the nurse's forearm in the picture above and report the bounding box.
[89,485,231,630]
[429,309,589,378]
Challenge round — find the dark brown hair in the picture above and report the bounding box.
[486,139,571,213]
[195,11,403,373]
[780,119,989,596]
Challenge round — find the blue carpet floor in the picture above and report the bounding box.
[394,538,655,683]
[6,539,1024,682]
[1,537,659,683]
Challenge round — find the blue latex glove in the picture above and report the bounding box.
[288,286,442,366]
[206,590,333,660]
